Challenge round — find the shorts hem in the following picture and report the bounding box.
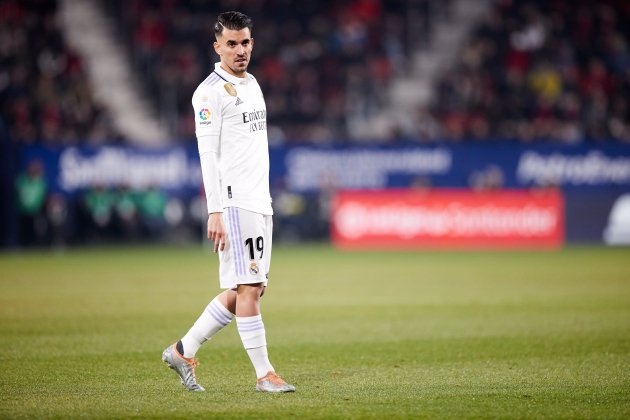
[220,279,268,289]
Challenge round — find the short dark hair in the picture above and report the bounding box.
[214,11,253,38]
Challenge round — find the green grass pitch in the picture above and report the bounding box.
[1,244,629,418]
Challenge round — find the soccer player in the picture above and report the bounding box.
[162,11,295,393]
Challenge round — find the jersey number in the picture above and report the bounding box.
[245,236,264,260]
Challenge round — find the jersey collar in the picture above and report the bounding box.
[214,62,250,85]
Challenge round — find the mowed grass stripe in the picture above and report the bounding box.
[0,245,629,418]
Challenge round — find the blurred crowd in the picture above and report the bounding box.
[105,0,420,144]
[0,0,121,146]
[2,0,630,146]
[433,0,630,143]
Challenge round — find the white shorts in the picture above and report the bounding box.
[218,207,272,289]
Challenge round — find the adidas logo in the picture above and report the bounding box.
[235,97,244,106]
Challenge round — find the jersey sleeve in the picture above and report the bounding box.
[193,85,223,213]
[192,86,222,154]
[199,150,223,214]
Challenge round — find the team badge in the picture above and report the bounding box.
[224,83,237,97]
[249,262,259,275]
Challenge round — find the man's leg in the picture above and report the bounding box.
[235,283,273,377]
[235,283,294,392]
[179,289,236,357]
[162,289,236,391]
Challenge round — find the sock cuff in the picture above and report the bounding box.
[236,314,262,323]
[236,315,264,333]
[205,298,234,327]
[236,315,266,349]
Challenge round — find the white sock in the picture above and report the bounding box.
[236,315,274,379]
[180,297,234,358]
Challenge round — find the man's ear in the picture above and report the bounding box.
[213,41,221,56]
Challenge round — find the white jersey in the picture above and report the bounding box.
[193,62,273,215]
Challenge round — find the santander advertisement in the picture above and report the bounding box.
[331,189,564,249]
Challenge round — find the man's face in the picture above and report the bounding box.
[214,28,254,77]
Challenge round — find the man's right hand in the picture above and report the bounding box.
[207,212,227,253]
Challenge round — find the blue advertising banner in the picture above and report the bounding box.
[20,145,203,197]
[278,143,630,191]
[18,142,630,195]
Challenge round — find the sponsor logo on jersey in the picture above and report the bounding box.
[199,108,211,125]
[235,97,244,106]
[249,262,259,275]
[242,109,266,123]
[243,108,267,132]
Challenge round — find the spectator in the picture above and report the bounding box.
[15,159,47,246]
[83,184,114,239]
[137,185,167,238]
[113,184,139,239]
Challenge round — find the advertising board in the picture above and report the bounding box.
[331,189,564,249]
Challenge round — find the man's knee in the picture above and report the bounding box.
[237,283,265,299]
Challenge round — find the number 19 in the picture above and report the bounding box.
[244,236,263,260]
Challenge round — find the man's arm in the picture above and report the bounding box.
[198,141,226,253]
[193,86,226,252]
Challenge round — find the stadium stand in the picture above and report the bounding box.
[432,0,630,143]
[101,0,630,144]
[0,0,122,145]
[3,0,630,145]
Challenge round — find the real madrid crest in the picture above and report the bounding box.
[224,83,237,97]
[249,262,259,275]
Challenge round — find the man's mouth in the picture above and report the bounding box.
[235,58,247,63]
